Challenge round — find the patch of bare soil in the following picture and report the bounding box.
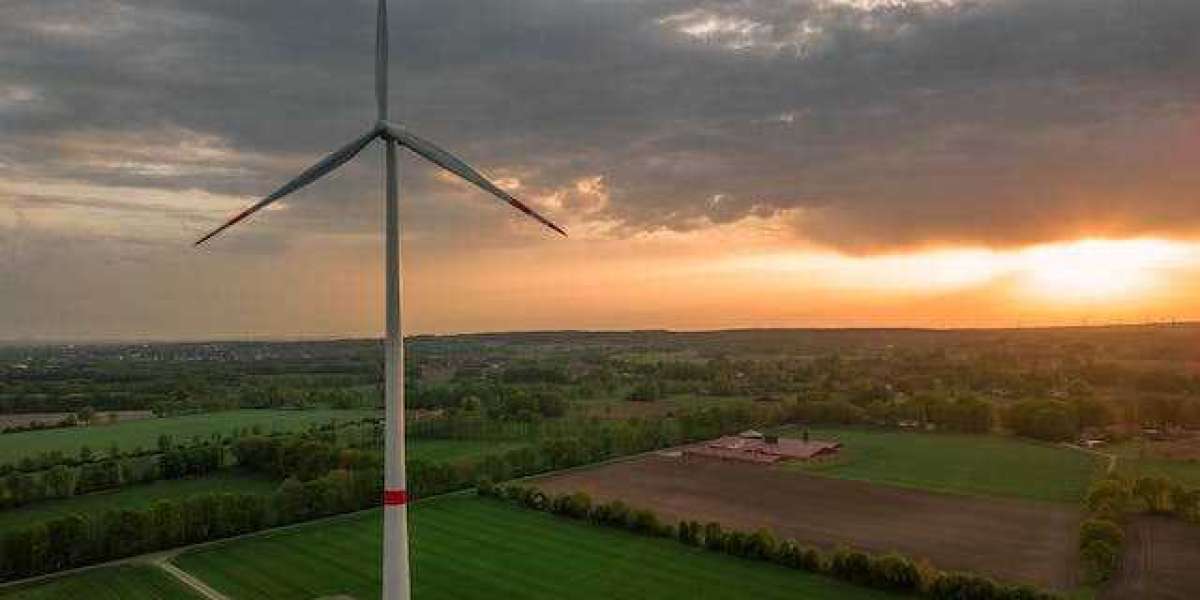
[1102,516,1200,600]
[533,455,1082,589]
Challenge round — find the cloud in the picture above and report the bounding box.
[3,0,1200,338]
[4,0,1199,253]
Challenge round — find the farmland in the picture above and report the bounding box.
[776,426,1101,503]
[535,454,1083,589]
[406,439,528,463]
[1110,441,1200,488]
[0,409,378,462]
[0,565,199,599]
[172,495,896,599]
[3,328,1200,595]
[1102,516,1200,600]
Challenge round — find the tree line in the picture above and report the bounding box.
[0,467,382,581]
[0,419,376,510]
[1,401,794,580]
[0,434,383,581]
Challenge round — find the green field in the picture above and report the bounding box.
[173,496,895,600]
[407,439,528,463]
[1110,442,1200,487]
[0,472,279,532]
[574,394,756,419]
[776,426,1101,503]
[0,565,199,599]
[0,409,378,462]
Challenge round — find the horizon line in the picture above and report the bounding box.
[2,319,1196,347]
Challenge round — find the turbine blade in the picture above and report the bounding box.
[376,0,388,120]
[195,126,383,246]
[382,122,567,237]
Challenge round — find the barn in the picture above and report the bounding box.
[683,431,842,465]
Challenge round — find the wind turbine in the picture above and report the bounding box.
[194,1,566,598]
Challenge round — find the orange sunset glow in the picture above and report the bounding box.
[3,0,1200,341]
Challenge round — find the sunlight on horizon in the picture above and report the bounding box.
[723,237,1200,307]
[1016,239,1194,304]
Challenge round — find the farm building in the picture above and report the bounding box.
[684,431,842,465]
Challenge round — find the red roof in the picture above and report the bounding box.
[684,436,841,464]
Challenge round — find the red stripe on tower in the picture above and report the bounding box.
[383,489,408,506]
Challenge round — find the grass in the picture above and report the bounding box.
[1109,442,1200,487]
[574,394,756,419]
[173,495,898,600]
[0,472,279,532]
[0,409,378,463]
[0,565,200,599]
[407,439,528,463]
[774,426,1101,503]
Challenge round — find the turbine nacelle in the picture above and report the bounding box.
[194,121,566,246]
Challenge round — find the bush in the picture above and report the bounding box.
[1086,478,1132,518]
[563,492,592,519]
[799,546,824,572]
[829,547,872,585]
[702,522,724,551]
[869,552,921,592]
[524,490,548,511]
[1133,476,1173,514]
[629,509,663,536]
[773,540,802,568]
[475,478,496,497]
[928,572,1000,600]
[592,500,631,529]
[772,539,823,571]
[1079,518,1123,550]
[1080,539,1120,583]
[995,583,1054,600]
[744,529,777,560]
[677,520,703,546]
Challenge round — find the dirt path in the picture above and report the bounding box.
[155,559,229,600]
[534,454,1083,590]
[1062,443,1118,474]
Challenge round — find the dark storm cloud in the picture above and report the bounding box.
[2,0,1200,252]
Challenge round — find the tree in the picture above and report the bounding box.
[76,406,96,426]
[1006,399,1077,441]
[626,380,663,402]
[42,465,76,500]
[1081,540,1120,583]
[1086,478,1132,518]
[1133,476,1173,514]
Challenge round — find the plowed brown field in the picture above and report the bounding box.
[534,455,1082,589]
[1102,516,1200,600]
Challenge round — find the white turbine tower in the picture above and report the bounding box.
[194,1,566,598]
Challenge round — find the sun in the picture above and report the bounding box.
[1017,239,1189,304]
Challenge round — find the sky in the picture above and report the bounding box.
[2,0,1199,341]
